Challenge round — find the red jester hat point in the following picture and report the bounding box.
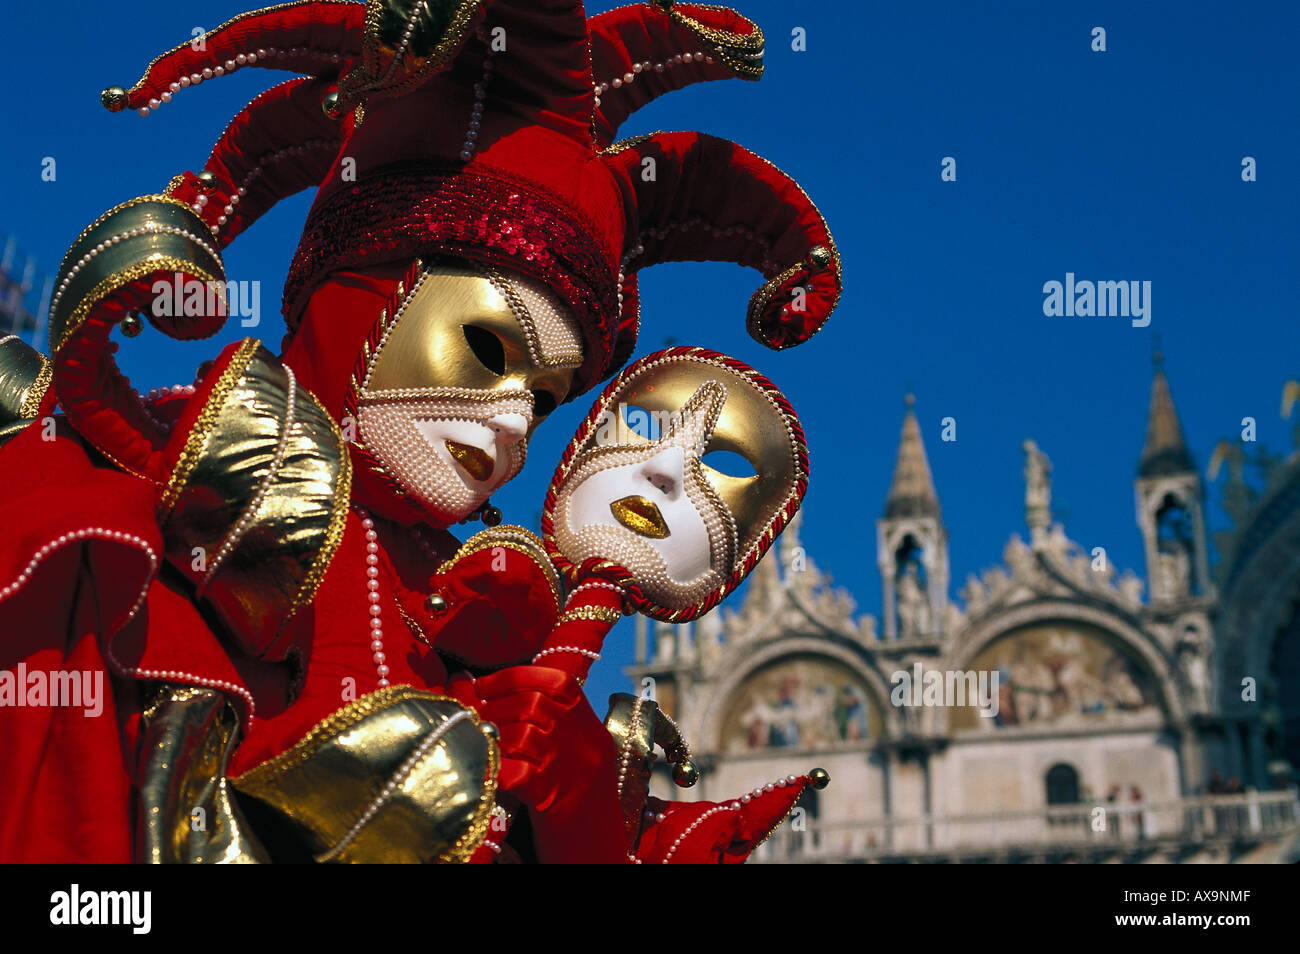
[105,0,842,398]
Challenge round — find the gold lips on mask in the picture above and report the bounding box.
[610,495,671,539]
[445,440,494,482]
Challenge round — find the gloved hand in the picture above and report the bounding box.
[447,665,629,863]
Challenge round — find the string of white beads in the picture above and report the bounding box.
[355,505,391,688]
[50,226,219,324]
[318,709,473,861]
[531,646,601,663]
[135,47,344,116]
[461,31,497,161]
[0,526,260,725]
[593,52,714,110]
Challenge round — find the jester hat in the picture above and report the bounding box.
[100,0,842,396]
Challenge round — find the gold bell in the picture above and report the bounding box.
[425,592,448,615]
[671,759,700,788]
[321,89,340,117]
[101,86,128,112]
[195,169,219,191]
[808,245,832,271]
[807,767,830,791]
[480,721,499,741]
[120,314,144,338]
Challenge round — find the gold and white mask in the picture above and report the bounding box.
[544,348,810,620]
[354,261,584,525]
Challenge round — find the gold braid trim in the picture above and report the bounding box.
[435,525,564,614]
[280,393,353,629]
[556,605,623,626]
[17,355,52,420]
[441,734,498,864]
[231,685,498,864]
[666,3,764,79]
[158,337,261,517]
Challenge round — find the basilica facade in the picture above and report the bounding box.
[628,363,1300,862]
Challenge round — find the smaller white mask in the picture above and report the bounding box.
[553,381,737,610]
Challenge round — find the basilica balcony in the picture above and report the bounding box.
[750,789,1300,864]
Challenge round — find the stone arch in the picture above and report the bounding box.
[1215,456,1300,719]
[699,636,900,755]
[944,599,1185,729]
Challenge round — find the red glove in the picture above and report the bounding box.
[447,666,629,863]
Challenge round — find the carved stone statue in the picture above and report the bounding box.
[896,562,930,638]
[1023,439,1052,539]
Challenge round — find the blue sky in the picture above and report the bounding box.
[2,1,1297,709]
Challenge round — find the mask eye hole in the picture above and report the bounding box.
[702,449,758,478]
[531,389,557,418]
[462,324,506,376]
[621,403,662,440]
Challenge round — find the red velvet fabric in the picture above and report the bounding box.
[446,667,628,864]
[634,779,808,864]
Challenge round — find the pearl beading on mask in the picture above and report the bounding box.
[592,51,715,110]
[481,264,584,370]
[198,364,297,592]
[354,506,391,689]
[357,391,531,525]
[316,707,474,862]
[356,269,429,393]
[552,384,737,612]
[133,48,344,117]
[50,225,221,326]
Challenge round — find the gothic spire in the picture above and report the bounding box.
[885,395,941,519]
[1139,354,1195,478]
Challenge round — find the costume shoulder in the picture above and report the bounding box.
[160,337,352,661]
[0,336,52,446]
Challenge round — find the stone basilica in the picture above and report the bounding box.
[629,362,1300,862]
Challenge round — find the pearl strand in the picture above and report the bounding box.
[461,28,497,161]
[133,48,344,117]
[614,693,645,804]
[531,646,600,663]
[593,52,714,110]
[355,506,391,688]
[50,225,220,324]
[660,803,738,863]
[205,139,337,233]
[317,708,472,861]
[564,579,626,607]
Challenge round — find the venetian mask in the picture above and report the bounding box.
[353,261,585,525]
[544,348,809,621]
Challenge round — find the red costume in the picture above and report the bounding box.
[0,0,841,863]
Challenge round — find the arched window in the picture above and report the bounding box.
[1045,763,1080,805]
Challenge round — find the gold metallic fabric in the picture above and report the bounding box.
[0,337,51,425]
[137,684,269,864]
[162,341,351,657]
[605,692,658,849]
[231,686,498,863]
[50,195,224,353]
[364,265,575,424]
